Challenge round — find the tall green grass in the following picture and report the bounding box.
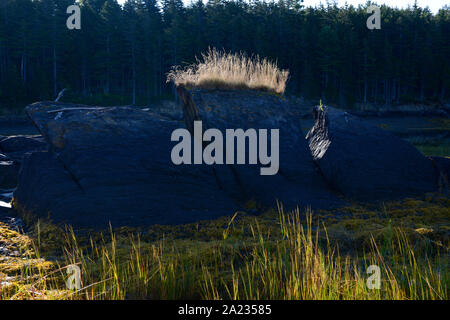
[1,205,447,300]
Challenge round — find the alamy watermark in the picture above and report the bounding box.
[65,4,377,31]
[367,5,381,30]
[170,121,279,176]
[366,265,381,289]
[66,264,81,290]
[66,5,81,30]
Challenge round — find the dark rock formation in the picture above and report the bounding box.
[0,160,20,189]
[0,135,47,189]
[306,105,438,201]
[0,135,47,163]
[13,95,442,229]
[177,87,344,209]
[0,135,46,153]
[13,102,238,229]
[430,156,450,193]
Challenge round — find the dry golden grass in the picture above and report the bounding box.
[167,48,289,94]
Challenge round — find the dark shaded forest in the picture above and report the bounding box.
[0,0,449,110]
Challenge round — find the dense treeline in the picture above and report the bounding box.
[0,0,449,110]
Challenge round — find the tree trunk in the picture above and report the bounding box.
[420,78,425,102]
[82,57,87,96]
[132,45,136,105]
[374,79,378,104]
[363,78,367,104]
[53,45,57,98]
[105,34,110,94]
[21,51,27,83]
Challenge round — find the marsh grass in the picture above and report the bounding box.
[414,143,450,157]
[0,205,447,300]
[167,48,289,94]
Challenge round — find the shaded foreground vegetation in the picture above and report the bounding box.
[0,197,448,300]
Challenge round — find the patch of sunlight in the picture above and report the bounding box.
[0,200,11,208]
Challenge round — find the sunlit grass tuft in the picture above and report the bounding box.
[167,48,289,94]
